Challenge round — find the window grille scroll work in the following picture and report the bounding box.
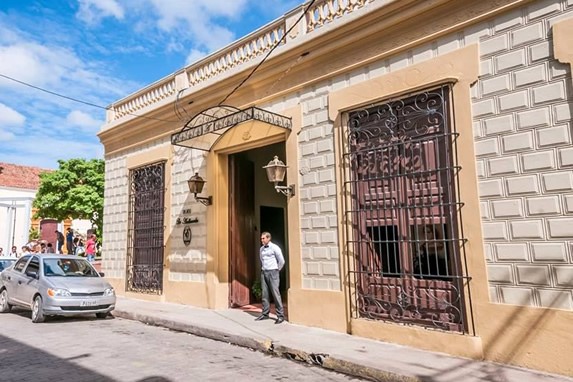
[343,85,472,333]
[126,161,166,295]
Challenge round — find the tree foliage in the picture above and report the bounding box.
[33,158,105,235]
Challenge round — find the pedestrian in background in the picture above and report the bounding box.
[55,230,65,254]
[66,228,74,255]
[73,238,85,256]
[86,234,96,262]
[255,232,286,324]
[9,246,18,257]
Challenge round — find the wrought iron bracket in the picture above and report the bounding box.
[195,195,213,206]
[274,184,295,198]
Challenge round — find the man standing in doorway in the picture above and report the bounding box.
[255,232,286,324]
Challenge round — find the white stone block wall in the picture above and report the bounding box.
[473,0,573,310]
[168,146,208,282]
[102,155,128,280]
[101,137,171,280]
[293,1,573,306]
[297,92,341,291]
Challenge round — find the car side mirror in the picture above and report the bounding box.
[26,270,38,279]
[98,272,105,277]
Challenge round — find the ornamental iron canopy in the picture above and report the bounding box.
[171,105,292,151]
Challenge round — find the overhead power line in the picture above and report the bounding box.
[218,0,317,105]
[0,73,179,123]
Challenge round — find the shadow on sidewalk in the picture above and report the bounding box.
[0,333,173,382]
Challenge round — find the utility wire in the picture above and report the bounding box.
[218,0,317,105]
[0,73,179,123]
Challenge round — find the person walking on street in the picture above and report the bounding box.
[55,230,65,254]
[66,228,74,255]
[255,232,286,324]
[86,234,97,262]
[9,246,18,257]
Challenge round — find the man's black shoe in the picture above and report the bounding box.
[275,317,285,324]
[255,315,269,321]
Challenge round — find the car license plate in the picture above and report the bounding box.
[80,300,98,307]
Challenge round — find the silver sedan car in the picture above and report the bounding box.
[0,254,115,323]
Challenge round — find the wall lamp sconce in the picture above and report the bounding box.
[187,172,212,206]
[263,156,295,198]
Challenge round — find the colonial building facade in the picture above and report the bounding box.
[99,0,573,376]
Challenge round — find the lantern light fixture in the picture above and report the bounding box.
[187,172,212,206]
[263,156,295,198]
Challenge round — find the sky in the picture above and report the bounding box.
[0,0,301,169]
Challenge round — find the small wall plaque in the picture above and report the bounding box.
[183,226,192,246]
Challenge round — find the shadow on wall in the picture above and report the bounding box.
[407,292,569,381]
[0,334,173,382]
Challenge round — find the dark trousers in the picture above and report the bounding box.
[261,269,284,318]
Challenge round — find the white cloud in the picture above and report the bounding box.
[144,0,248,52]
[76,0,125,24]
[66,110,103,132]
[185,49,208,66]
[0,103,26,126]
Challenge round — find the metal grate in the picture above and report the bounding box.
[343,85,473,333]
[126,161,166,294]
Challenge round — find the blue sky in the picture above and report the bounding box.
[0,0,300,169]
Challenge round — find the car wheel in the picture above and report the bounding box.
[95,312,108,319]
[31,296,45,323]
[0,289,11,313]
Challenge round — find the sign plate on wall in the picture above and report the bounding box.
[183,226,192,246]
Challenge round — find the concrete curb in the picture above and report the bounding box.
[113,309,420,382]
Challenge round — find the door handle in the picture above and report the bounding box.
[18,281,22,285]
[7,276,10,281]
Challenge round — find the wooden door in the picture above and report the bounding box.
[40,219,58,248]
[229,154,256,307]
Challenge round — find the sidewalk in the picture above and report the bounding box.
[113,296,572,382]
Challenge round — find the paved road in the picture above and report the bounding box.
[0,310,365,382]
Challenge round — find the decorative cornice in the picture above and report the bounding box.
[99,0,536,153]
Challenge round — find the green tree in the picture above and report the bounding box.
[33,158,105,236]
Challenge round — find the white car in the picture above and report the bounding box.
[0,254,115,323]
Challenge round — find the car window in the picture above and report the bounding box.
[0,259,16,271]
[43,258,99,277]
[24,257,40,276]
[13,256,30,273]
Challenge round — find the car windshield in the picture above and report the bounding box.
[0,260,16,271]
[43,258,99,277]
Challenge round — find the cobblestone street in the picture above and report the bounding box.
[0,311,364,382]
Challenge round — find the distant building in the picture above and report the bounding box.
[98,0,573,377]
[0,162,91,253]
[0,162,48,251]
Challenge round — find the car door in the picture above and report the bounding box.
[19,256,41,307]
[3,256,30,305]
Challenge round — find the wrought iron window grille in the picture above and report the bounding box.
[342,84,473,334]
[126,161,166,295]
